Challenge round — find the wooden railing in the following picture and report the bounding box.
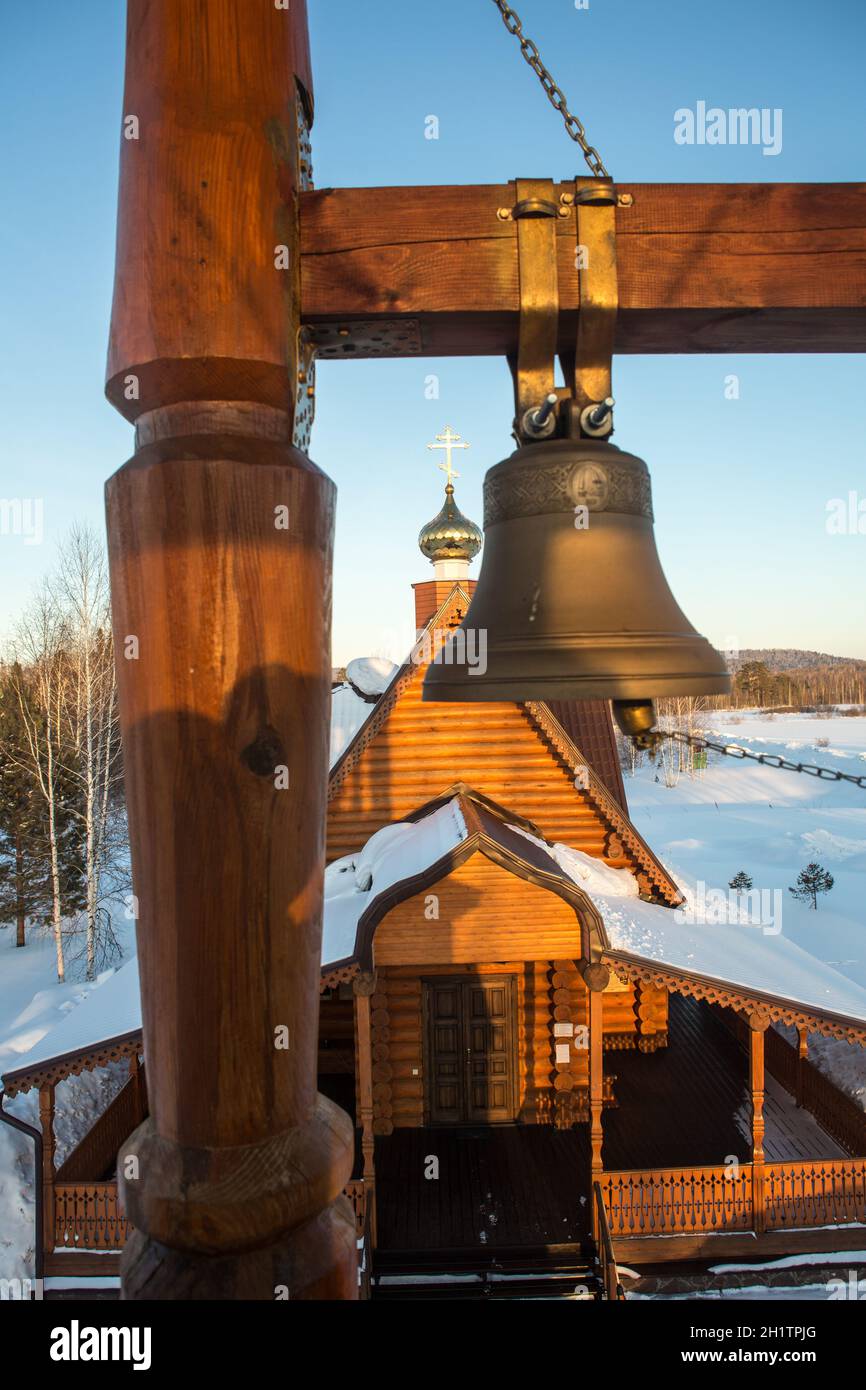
[764,1159,866,1230]
[719,1009,866,1156]
[53,1177,371,1258]
[56,1072,146,1183]
[602,1158,866,1237]
[54,1182,130,1250]
[593,1182,625,1301]
[602,1165,753,1236]
[785,1053,866,1157]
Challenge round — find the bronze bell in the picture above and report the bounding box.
[422,438,731,709]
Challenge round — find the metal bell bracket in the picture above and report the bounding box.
[567,176,619,440]
[508,176,619,444]
[510,178,564,444]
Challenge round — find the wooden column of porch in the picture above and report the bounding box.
[353,973,378,1248]
[749,1013,769,1234]
[584,961,608,1244]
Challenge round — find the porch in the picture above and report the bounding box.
[371,995,865,1264]
[32,997,866,1278]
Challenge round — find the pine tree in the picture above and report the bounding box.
[789,862,835,911]
[729,870,753,893]
[735,661,777,707]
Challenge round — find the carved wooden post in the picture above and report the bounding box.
[582,962,608,1242]
[796,1026,809,1108]
[748,1013,769,1235]
[354,972,378,1248]
[39,1084,56,1262]
[105,0,355,1299]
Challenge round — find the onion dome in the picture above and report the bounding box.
[418,483,483,564]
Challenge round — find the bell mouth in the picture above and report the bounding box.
[422,631,732,703]
[423,672,731,702]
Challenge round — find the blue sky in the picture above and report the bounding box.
[1,0,864,664]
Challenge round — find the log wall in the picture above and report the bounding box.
[372,856,585,966]
[327,664,633,874]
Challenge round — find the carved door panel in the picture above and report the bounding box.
[425,976,515,1125]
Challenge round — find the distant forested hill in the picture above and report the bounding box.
[717,650,866,707]
[727,649,864,673]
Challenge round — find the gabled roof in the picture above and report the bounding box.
[328,583,681,905]
[322,786,607,974]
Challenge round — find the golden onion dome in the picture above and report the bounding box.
[418,484,483,563]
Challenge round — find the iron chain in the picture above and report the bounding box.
[490,0,610,177]
[663,730,866,789]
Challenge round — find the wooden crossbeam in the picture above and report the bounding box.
[301,182,866,356]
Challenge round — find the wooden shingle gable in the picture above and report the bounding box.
[326,584,681,905]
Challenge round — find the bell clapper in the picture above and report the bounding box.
[612,698,663,751]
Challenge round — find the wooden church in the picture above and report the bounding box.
[4,445,866,1298]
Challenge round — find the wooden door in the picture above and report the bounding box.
[425,976,515,1125]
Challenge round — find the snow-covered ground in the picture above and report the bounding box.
[625,710,866,1108]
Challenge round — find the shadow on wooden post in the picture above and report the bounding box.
[104,0,356,1299]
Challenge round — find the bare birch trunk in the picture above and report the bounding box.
[11,594,67,983]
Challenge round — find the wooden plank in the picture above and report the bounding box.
[44,1253,123,1278]
[301,182,866,355]
[614,1224,866,1265]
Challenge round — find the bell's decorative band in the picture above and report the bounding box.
[483,442,654,525]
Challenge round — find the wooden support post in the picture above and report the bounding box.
[748,1013,769,1235]
[39,1084,56,1260]
[582,962,609,1242]
[105,0,355,1300]
[354,973,378,1248]
[797,1026,809,1108]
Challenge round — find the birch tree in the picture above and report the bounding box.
[10,591,73,980]
[0,669,48,946]
[56,526,125,980]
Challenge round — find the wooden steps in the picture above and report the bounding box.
[372,1247,601,1300]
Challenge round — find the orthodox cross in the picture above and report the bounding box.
[427,425,469,486]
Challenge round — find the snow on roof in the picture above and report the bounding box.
[330,656,398,769]
[346,656,397,698]
[3,960,142,1085]
[322,799,468,966]
[510,826,866,1026]
[322,808,866,1023]
[330,683,372,768]
[506,824,640,901]
[598,892,866,1025]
